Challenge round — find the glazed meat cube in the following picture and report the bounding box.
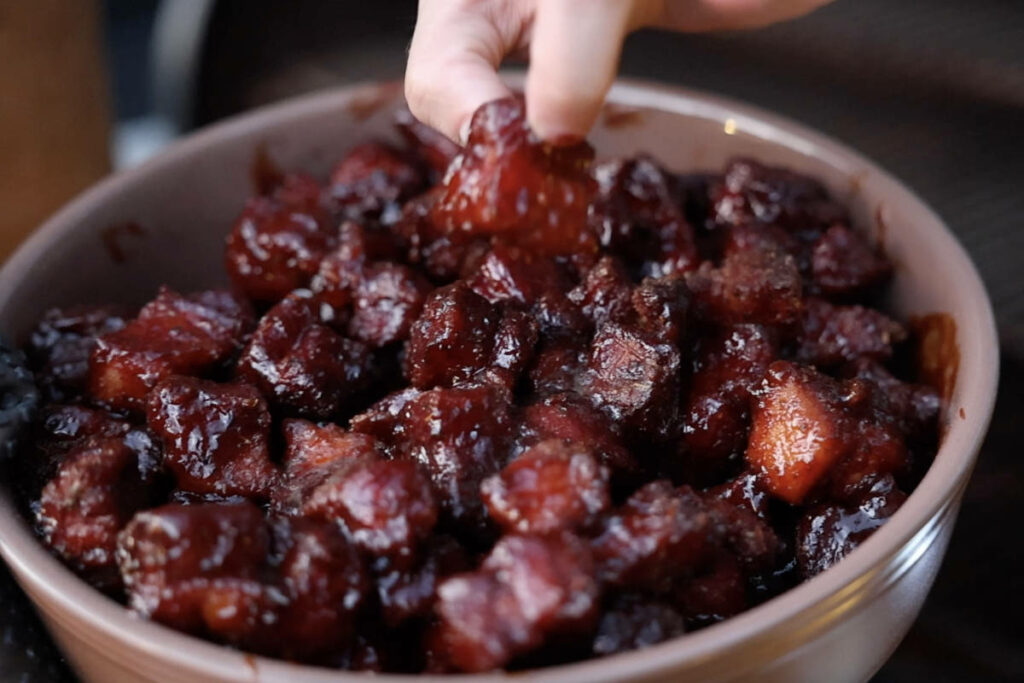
[687,242,803,326]
[468,244,569,306]
[392,187,490,283]
[272,518,369,658]
[568,256,635,328]
[27,304,132,399]
[711,158,847,233]
[796,297,907,366]
[842,358,941,443]
[303,458,438,566]
[327,141,425,220]
[481,439,610,535]
[116,502,270,632]
[89,288,254,412]
[395,108,460,180]
[520,393,637,475]
[490,309,540,390]
[673,553,747,624]
[589,156,698,276]
[375,535,468,627]
[404,282,500,388]
[631,276,689,345]
[525,340,587,397]
[147,377,278,499]
[348,387,423,444]
[390,383,513,527]
[704,496,779,574]
[348,262,432,347]
[746,361,851,504]
[708,470,772,521]
[432,97,597,255]
[236,292,372,419]
[583,323,681,440]
[36,437,160,589]
[796,476,907,578]
[591,482,712,590]
[434,532,600,672]
[825,419,909,502]
[810,224,891,296]
[271,419,382,513]
[224,184,335,303]
[592,594,686,656]
[683,325,778,472]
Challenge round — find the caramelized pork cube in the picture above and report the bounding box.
[592,594,686,656]
[591,481,711,590]
[568,256,635,328]
[391,383,513,528]
[796,298,907,366]
[520,393,637,475]
[525,340,587,397]
[116,502,270,632]
[224,186,334,303]
[375,535,468,627]
[348,262,432,347]
[89,288,253,412]
[687,242,803,326]
[796,476,907,578]
[631,276,689,344]
[810,224,891,296]
[583,323,681,440]
[468,244,570,306]
[711,157,847,233]
[236,292,372,419]
[404,282,500,388]
[683,325,778,471]
[327,141,425,220]
[37,437,159,588]
[303,458,438,566]
[589,155,698,276]
[27,304,132,398]
[746,361,851,504]
[481,439,610,535]
[842,358,941,442]
[434,532,599,672]
[432,97,597,255]
[272,518,369,658]
[147,377,278,499]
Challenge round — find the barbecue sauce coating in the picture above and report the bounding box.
[19,98,941,673]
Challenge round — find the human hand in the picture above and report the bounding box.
[406,0,831,143]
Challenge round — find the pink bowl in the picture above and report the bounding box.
[0,79,998,682]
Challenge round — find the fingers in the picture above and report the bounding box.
[525,0,639,141]
[656,0,833,32]
[405,0,521,143]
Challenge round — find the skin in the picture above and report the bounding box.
[406,0,832,143]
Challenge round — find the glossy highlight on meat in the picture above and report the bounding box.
[14,98,942,673]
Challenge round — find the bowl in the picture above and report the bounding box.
[0,78,998,682]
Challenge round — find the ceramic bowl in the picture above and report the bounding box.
[0,79,998,682]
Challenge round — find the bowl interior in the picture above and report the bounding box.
[0,79,998,682]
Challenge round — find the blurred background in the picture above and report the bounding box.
[1,1,1021,681]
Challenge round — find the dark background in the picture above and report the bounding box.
[2,1,1022,680]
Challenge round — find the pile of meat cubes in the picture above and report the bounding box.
[15,98,940,672]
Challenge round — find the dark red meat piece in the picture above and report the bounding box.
[481,439,610,534]
[89,288,254,412]
[520,393,637,475]
[37,437,159,588]
[631,276,689,344]
[236,292,372,419]
[591,482,712,590]
[375,535,468,627]
[796,476,907,578]
[328,141,425,219]
[403,282,500,388]
[592,594,686,655]
[432,97,597,255]
[348,262,432,347]
[303,458,438,566]
[433,532,599,672]
[224,186,334,303]
[525,340,587,397]
[27,304,132,399]
[568,256,635,328]
[146,377,278,499]
[395,108,461,180]
[810,224,891,296]
[468,244,569,306]
[796,298,907,366]
[711,157,847,233]
[582,323,681,440]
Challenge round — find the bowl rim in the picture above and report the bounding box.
[0,77,999,682]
